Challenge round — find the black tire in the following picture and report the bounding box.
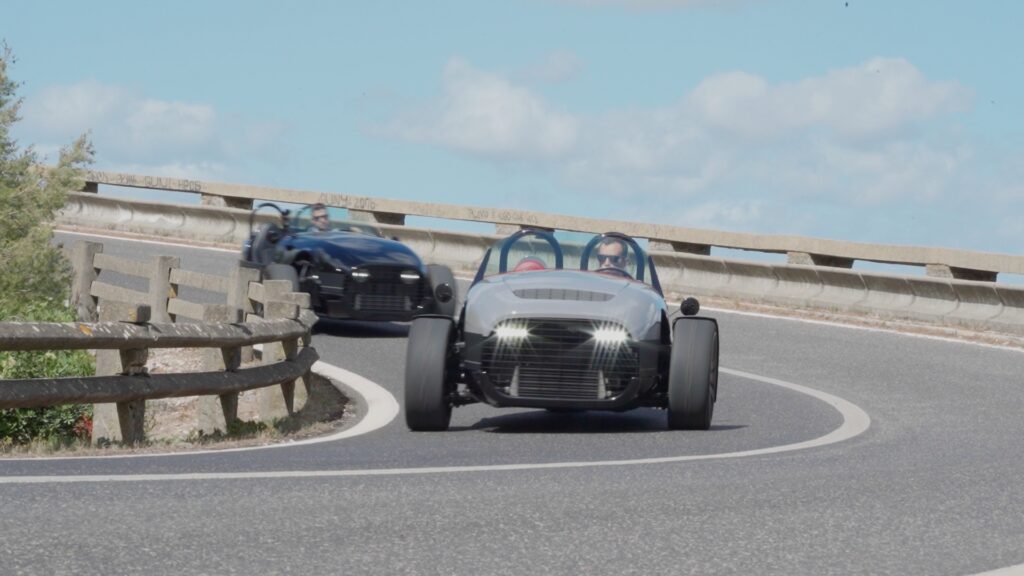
[263,263,299,292]
[667,318,719,430]
[405,317,454,431]
[427,264,458,318]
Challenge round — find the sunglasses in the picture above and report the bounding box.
[312,214,329,221]
[597,254,625,265]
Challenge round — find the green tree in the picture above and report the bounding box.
[0,43,94,312]
[0,43,95,446]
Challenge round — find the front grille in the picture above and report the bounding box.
[344,266,427,313]
[513,288,613,302]
[355,294,413,312]
[318,272,347,296]
[481,320,640,401]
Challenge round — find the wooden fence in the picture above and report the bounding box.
[0,241,319,444]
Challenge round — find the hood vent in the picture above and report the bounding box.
[513,288,613,302]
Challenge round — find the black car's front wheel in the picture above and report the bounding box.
[667,318,719,430]
[405,317,455,431]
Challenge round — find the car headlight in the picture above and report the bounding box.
[352,270,370,283]
[495,326,530,340]
[400,270,421,284]
[592,328,629,344]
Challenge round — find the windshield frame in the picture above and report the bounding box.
[472,229,663,296]
[473,228,564,284]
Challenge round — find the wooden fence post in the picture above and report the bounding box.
[71,241,102,322]
[257,281,307,423]
[149,255,180,323]
[229,266,261,362]
[91,302,151,445]
[197,304,242,434]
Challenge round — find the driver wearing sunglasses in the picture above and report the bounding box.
[595,237,629,271]
[310,202,331,232]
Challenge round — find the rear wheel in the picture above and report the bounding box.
[405,317,454,431]
[667,318,719,430]
[427,264,457,318]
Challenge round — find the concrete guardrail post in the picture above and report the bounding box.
[786,252,854,268]
[350,209,406,226]
[257,280,306,423]
[228,267,261,363]
[92,302,151,445]
[197,304,243,434]
[648,240,711,256]
[71,241,103,322]
[925,264,997,283]
[200,193,253,211]
[149,255,180,323]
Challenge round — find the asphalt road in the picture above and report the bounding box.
[1,231,1022,575]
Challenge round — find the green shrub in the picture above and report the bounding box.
[0,302,95,445]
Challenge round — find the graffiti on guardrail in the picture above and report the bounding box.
[316,192,378,212]
[468,208,540,226]
[87,171,203,193]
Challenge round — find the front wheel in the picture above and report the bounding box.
[405,317,454,431]
[667,318,719,430]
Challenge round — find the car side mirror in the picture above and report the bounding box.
[680,297,700,316]
[435,283,454,304]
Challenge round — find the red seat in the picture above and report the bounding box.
[512,257,546,272]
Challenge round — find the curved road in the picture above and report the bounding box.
[1,232,1023,575]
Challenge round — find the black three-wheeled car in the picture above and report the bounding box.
[241,203,457,321]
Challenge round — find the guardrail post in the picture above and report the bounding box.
[349,209,406,226]
[495,224,554,235]
[149,255,180,323]
[229,267,261,362]
[200,193,253,211]
[197,304,242,434]
[648,240,711,255]
[926,264,997,282]
[71,241,103,322]
[257,281,306,422]
[787,252,854,269]
[91,302,151,445]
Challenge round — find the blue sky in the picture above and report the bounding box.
[6,0,1023,256]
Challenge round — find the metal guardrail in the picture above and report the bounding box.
[79,169,1024,281]
[1,241,319,444]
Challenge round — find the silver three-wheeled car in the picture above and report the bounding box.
[405,229,719,431]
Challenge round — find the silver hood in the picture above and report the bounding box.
[463,269,666,341]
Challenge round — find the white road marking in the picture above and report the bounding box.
[969,564,1024,576]
[0,367,870,483]
[0,361,399,462]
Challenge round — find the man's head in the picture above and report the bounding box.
[311,203,330,232]
[596,237,628,270]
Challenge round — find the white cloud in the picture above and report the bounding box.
[383,58,578,159]
[688,58,970,141]
[380,57,976,233]
[518,51,584,83]
[19,80,284,175]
